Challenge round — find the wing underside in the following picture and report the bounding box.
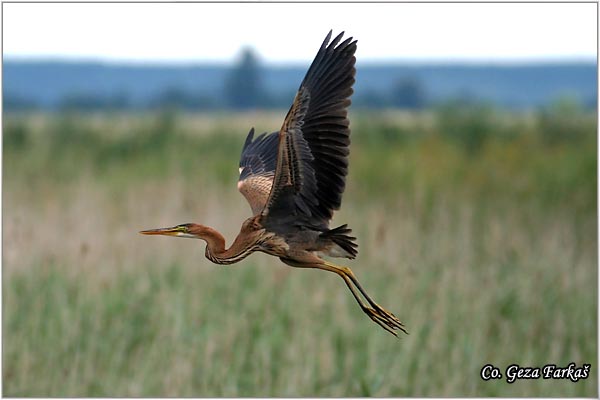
[237,128,279,215]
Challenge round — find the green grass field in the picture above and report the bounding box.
[3,106,597,396]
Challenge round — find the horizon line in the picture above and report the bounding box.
[4,55,597,68]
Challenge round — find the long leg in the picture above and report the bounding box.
[315,261,408,336]
[335,263,397,313]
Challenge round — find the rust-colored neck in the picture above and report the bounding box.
[196,226,256,265]
[197,226,226,254]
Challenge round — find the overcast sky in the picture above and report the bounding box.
[3,2,597,64]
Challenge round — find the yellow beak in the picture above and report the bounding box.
[139,227,180,236]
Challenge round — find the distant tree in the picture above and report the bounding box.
[224,47,267,110]
[583,95,597,111]
[354,89,389,109]
[390,77,426,109]
[151,87,219,111]
[539,96,590,144]
[59,92,130,111]
[4,93,38,111]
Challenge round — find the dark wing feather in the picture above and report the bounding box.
[237,128,279,215]
[262,31,356,229]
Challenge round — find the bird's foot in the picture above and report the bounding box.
[363,304,408,337]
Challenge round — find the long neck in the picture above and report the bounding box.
[200,226,256,265]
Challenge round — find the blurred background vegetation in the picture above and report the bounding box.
[3,92,597,395]
[4,47,597,112]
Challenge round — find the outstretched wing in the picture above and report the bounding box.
[237,128,279,215]
[262,31,357,229]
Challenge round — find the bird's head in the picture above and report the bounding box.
[139,223,206,239]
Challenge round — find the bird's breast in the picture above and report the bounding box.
[258,232,290,257]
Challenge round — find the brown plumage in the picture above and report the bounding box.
[141,31,407,336]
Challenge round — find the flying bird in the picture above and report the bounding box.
[141,31,406,336]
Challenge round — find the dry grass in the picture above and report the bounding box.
[3,110,597,396]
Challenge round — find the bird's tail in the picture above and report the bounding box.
[320,224,358,259]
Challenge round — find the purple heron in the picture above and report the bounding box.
[141,31,407,336]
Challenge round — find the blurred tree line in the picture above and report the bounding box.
[0,47,440,112]
[4,47,596,112]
